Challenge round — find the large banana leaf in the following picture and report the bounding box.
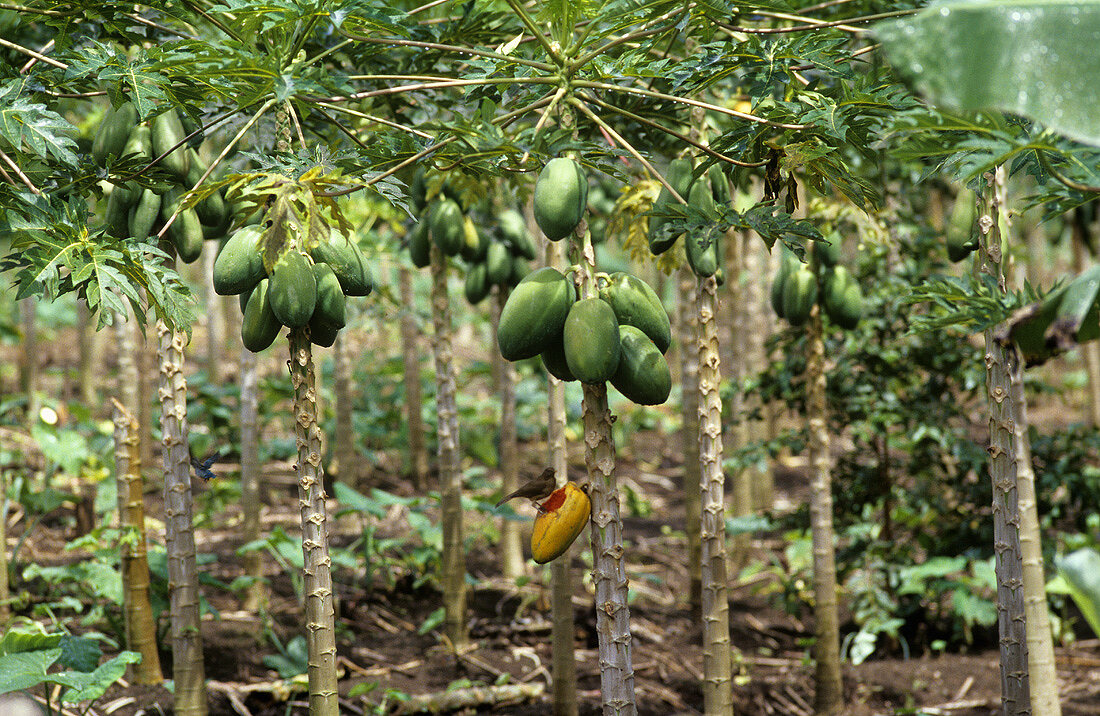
[876,1,1100,146]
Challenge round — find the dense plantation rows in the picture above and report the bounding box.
[2,2,1100,716]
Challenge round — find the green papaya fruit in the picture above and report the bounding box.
[611,325,671,406]
[822,265,863,330]
[648,157,694,255]
[485,241,512,286]
[308,318,340,348]
[540,339,576,382]
[533,157,588,241]
[946,188,979,262]
[509,257,530,286]
[707,163,731,205]
[410,168,427,215]
[782,266,818,327]
[464,262,490,304]
[563,298,620,384]
[409,219,431,268]
[599,272,671,353]
[312,231,373,296]
[151,108,191,182]
[459,216,489,263]
[213,225,265,295]
[500,209,536,259]
[814,234,841,268]
[92,101,138,165]
[770,245,798,318]
[185,148,229,229]
[104,185,132,238]
[169,207,204,264]
[269,250,317,328]
[497,267,576,361]
[128,187,161,241]
[430,199,464,256]
[122,124,152,164]
[241,278,281,352]
[311,262,346,329]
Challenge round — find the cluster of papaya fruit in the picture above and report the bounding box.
[214,226,373,352]
[497,267,672,405]
[93,103,231,263]
[771,235,863,329]
[648,157,731,281]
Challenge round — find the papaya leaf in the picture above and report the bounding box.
[875,0,1100,147]
[59,651,141,704]
[0,80,79,168]
[1056,548,1100,638]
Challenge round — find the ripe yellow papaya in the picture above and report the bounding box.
[530,482,591,564]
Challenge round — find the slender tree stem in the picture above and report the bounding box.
[0,148,41,194]
[320,76,558,104]
[0,36,66,67]
[240,345,265,611]
[723,9,917,34]
[336,29,555,72]
[499,0,564,65]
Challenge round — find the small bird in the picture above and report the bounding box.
[495,467,557,511]
[190,452,220,482]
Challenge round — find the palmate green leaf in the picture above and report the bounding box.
[875,0,1100,147]
[0,80,79,167]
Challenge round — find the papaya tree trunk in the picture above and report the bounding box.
[333,332,357,488]
[742,234,773,510]
[572,227,636,715]
[806,305,844,715]
[546,238,578,716]
[239,344,265,611]
[288,327,339,714]
[978,168,1032,716]
[493,286,525,580]
[19,299,37,425]
[429,243,468,647]
[697,274,734,716]
[116,306,140,422]
[77,301,98,405]
[1010,355,1062,716]
[1,461,9,622]
[399,264,428,491]
[157,316,207,716]
[111,397,163,684]
[726,231,752,576]
[202,241,222,382]
[137,318,154,470]
[678,267,703,615]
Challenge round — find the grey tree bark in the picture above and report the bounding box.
[239,344,265,611]
[399,264,429,491]
[492,286,524,579]
[429,243,468,647]
[677,267,702,614]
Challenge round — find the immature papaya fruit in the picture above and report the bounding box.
[534,157,588,241]
[485,241,512,286]
[530,482,591,564]
[185,148,229,229]
[241,279,281,352]
[497,267,575,361]
[500,209,536,259]
[946,188,979,262]
[459,216,488,263]
[213,225,265,295]
[611,325,671,406]
[169,207,204,264]
[822,265,863,330]
[770,245,798,318]
[409,219,431,268]
[707,163,731,205]
[648,157,694,255]
[128,187,161,241]
[122,124,152,164]
[92,101,138,165]
[540,339,576,382]
[104,185,132,238]
[464,262,490,305]
[308,318,340,348]
[269,250,317,328]
[599,272,671,353]
[685,188,720,278]
[814,234,841,268]
[310,262,346,340]
[563,298,620,384]
[312,231,373,296]
[151,108,191,181]
[430,199,464,256]
[509,257,530,286]
[782,266,818,327]
[409,168,428,214]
